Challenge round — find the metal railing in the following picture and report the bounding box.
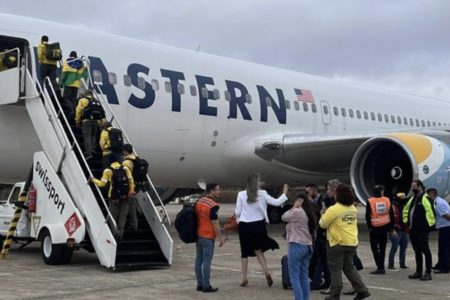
[82,58,171,225]
[40,76,118,230]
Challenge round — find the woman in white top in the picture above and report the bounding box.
[235,173,289,287]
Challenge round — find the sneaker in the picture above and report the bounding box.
[420,273,432,281]
[354,291,371,300]
[408,272,422,279]
[370,269,385,275]
[202,286,219,293]
[387,266,398,272]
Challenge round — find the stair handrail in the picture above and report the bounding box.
[42,76,118,230]
[79,61,171,225]
[0,47,21,69]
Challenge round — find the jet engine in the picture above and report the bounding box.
[350,133,450,204]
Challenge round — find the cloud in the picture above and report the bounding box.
[1,0,449,100]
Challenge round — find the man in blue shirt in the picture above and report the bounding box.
[427,188,450,273]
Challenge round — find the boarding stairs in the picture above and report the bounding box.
[0,45,173,270]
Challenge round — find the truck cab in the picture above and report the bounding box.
[0,182,26,238]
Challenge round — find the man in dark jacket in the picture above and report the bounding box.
[403,180,436,281]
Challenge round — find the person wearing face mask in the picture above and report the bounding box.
[402,180,436,281]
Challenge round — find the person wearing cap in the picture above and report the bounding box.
[387,192,410,270]
[100,120,115,168]
[60,50,88,117]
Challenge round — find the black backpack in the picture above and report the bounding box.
[3,52,18,68]
[82,98,105,120]
[175,203,198,243]
[108,128,124,153]
[127,157,149,182]
[45,42,62,61]
[109,165,129,200]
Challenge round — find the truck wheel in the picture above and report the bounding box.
[268,205,282,224]
[61,246,74,264]
[41,230,64,265]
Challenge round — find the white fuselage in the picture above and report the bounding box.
[1,14,449,187]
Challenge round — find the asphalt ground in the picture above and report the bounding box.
[1,204,449,300]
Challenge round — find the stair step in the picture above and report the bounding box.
[117,249,161,256]
[117,239,159,251]
[114,261,169,271]
[122,229,155,240]
[116,249,167,264]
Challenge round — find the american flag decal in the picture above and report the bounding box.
[294,89,315,103]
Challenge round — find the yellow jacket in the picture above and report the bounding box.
[100,127,113,155]
[123,154,136,173]
[319,203,358,247]
[75,97,91,125]
[0,53,5,71]
[37,42,57,65]
[93,162,135,198]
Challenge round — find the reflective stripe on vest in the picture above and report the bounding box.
[369,197,391,227]
[195,197,218,239]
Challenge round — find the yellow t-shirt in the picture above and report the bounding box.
[93,162,135,198]
[319,202,358,247]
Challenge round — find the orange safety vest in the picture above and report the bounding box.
[369,196,391,227]
[195,196,219,239]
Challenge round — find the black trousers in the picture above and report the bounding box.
[369,229,388,270]
[437,226,450,272]
[409,230,432,274]
[40,63,57,86]
[62,86,79,118]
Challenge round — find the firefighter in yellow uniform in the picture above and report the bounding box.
[91,154,135,240]
[123,144,138,231]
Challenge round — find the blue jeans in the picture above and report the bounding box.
[195,238,215,288]
[288,243,312,300]
[388,231,409,267]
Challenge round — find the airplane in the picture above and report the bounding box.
[1,13,450,217]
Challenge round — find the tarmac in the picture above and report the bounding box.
[1,204,450,300]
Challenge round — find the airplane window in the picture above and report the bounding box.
[378,113,382,122]
[409,118,414,126]
[384,114,389,123]
[190,85,197,96]
[356,110,361,119]
[427,121,431,127]
[311,103,317,113]
[433,121,436,127]
[303,102,308,112]
[415,119,420,127]
[323,105,329,115]
[177,83,185,95]
[445,123,448,126]
[123,75,131,87]
[421,120,425,127]
[93,70,102,83]
[224,91,230,101]
[333,106,339,116]
[403,117,408,125]
[364,111,368,120]
[266,96,272,107]
[165,81,172,93]
[202,87,209,98]
[371,112,375,121]
[341,108,346,117]
[294,101,300,111]
[349,109,354,118]
[137,77,146,89]
[246,94,252,104]
[391,115,395,124]
[213,89,220,100]
[285,100,291,110]
[151,79,159,91]
[108,72,117,85]
[397,116,402,124]
[438,122,442,126]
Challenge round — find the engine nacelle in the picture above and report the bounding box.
[351,133,450,204]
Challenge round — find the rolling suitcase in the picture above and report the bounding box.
[281,255,291,289]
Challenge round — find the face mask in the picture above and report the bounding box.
[412,188,418,194]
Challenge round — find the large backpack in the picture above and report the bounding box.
[109,165,129,200]
[108,128,124,153]
[175,203,198,243]
[3,52,18,68]
[127,157,149,182]
[82,98,105,120]
[45,42,62,61]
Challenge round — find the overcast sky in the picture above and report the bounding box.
[1,0,449,100]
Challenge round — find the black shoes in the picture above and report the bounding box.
[434,270,449,274]
[370,269,385,275]
[400,264,409,269]
[354,291,371,300]
[408,272,422,279]
[420,273,432,281]
[324,296,340,300]
[196,285,202,291]
[202,286,219,293]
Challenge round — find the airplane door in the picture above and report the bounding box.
[320,101,331,125]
